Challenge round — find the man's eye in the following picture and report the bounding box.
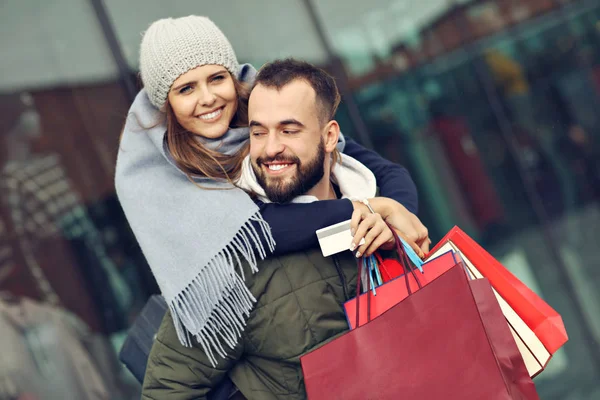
[252,131,266,137]
[179,85,192,94]
[283,130,299,135]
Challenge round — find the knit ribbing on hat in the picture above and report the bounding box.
[139,16,240,108]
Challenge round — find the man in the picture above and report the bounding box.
[142,59,424,400]
[241,60,428,258]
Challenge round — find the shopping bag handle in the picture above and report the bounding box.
[354,223,422,327]
[391,225,423,291]
[356,256,371,328]
[373,252,393,280]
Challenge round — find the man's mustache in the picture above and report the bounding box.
[256,154,301,166]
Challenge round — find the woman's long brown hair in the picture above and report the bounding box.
[165,74,250,185]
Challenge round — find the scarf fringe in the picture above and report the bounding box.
[167,210,275,367]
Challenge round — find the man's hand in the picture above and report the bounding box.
[351,198,430,258]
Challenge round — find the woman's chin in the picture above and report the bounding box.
[189,123,230,139]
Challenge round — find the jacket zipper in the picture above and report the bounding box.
[333,255,349,301]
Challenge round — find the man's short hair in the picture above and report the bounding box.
[253,58,341,126]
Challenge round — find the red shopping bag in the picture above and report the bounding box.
[344,250,458,328]
[429,226,568,354]
[371,252,403,283]
[301,231,539,399]
[470,278,540,399]
[360,235,554,377]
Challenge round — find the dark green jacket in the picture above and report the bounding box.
[142,249,358,400]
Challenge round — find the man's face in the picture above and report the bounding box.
[248,80,330,203]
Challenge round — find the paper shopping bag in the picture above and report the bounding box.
[429,226,568,354]
[344,250,458,329]
[301,264,539,400]
[470,278,539,399]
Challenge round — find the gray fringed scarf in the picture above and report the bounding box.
[115,65,278,366]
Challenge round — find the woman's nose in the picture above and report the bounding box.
[198,86,216,107]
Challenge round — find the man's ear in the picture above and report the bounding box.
[323,120,340,153]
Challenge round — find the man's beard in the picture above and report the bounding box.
[253,139,326,203]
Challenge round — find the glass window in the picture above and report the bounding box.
[323,0,600,398]
[1,1,150,397]
[102,0,329,69]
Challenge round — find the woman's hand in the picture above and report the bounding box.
[350,212,395,258]
[351,198,430,257]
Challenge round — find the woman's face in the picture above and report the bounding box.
[167,65,238,139]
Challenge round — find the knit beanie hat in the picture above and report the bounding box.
[139,15,240,108]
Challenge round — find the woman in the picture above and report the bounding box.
[116,15,427,372]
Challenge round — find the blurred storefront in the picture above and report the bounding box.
[1,0,599,398]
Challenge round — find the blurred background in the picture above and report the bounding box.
[1,0,599,398]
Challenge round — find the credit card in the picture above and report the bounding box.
[316,220,365,257]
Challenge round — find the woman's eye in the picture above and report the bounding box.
[179,85,192,94]
[212,75,225,82]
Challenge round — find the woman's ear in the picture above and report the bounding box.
[159,101,168,113]
[323,120,340,153]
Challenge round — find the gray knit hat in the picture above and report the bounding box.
[139,15,240,108]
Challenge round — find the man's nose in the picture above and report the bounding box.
[264,133,285,158]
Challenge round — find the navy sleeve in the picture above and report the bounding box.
[256,199,354,255]
[250,139,418,256]
[342,138,418,214]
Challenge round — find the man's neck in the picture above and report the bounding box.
[304,172,337,201]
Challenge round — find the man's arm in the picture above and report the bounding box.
[342,138,419,214]
[142,311,242,400]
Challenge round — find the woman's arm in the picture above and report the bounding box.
[257,198,354,255]
[251,140,424,256]
[342,139,429,253]
[256,196,428,258]
[342,138,419,214]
